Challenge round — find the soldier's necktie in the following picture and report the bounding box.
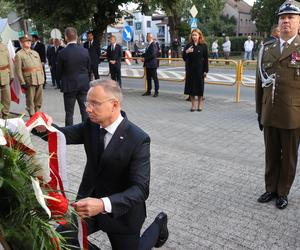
[99,128,107,156]
[281,42,289,54]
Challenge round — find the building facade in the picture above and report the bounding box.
[223,0,258,36]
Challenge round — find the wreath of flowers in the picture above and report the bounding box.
[0,114,76,250]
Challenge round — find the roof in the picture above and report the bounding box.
[226,0,251,14]
[0,18,8,33]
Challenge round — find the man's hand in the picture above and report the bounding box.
[258,115,263,131]
[72,198,105,218]
[109,60,116,64]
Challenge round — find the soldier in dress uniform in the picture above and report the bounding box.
[256,0,300,209]
[15,33,44,117]
[0,37,13,118]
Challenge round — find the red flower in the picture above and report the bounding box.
[47,192,68,224]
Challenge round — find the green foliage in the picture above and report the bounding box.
[9,0,132,39]
[251,0,289,33]
[0,131,70,249]
[0,0,14,18]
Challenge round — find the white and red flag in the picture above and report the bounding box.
[7,40,22,103]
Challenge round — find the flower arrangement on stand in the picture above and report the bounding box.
[0,114,78,250]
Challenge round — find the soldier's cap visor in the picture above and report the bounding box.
[19,36,32,42]
[277,2,300,16]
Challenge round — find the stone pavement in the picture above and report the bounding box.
[11,85,300,250]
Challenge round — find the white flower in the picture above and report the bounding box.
[31,177,51,218]
[0,129,7,145]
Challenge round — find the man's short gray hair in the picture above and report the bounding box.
[65,27,77,41]
[90,79,123,103]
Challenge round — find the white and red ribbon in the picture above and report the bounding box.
[25,112,88,250]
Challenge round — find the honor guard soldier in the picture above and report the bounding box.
[256,0,300,209]
[0,38,13,118]
[15,33,45,117]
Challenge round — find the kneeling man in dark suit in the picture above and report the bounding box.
[47,79,168,249]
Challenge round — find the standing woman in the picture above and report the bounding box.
[183,29,208,112]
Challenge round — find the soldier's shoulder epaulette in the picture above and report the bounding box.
[263,39,277,47]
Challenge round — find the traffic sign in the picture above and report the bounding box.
[122,26,132,42]
[190,5,198,18]
[190,18,198,29]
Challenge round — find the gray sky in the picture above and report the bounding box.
[245,0,255,6]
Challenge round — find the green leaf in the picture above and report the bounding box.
[0,176,3,188]
[0,158,4,169]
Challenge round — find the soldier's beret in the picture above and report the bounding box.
[277,0,300,16]
[19,33,32,42]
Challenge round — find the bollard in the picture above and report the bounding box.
[168,49,171,64]
[235,61,242,103]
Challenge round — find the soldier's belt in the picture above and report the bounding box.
[22,67,43,73]
[0,65,9,71]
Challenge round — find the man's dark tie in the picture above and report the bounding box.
[99,128,107,156]
[282,42,289,54]
[89,41,91,48]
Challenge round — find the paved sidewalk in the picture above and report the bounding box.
[11,86,300,250]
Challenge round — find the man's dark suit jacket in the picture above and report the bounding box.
[143,42,158,69]
[83,40,101,65]
[47,46,64,68]
[58,117,150,233]
[32,41,46,63]
[107,44,122,70]
[56,43,91,93]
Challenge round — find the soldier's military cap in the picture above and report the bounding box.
[277,0,300,16]
[19,33,32,42]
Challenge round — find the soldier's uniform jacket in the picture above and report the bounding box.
[0,43,11,86]
[15,48,44,86]
[256,35,300,129]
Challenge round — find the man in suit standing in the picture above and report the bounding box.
[107,35,122,87]
[47,38,64,89]
[43,79,169,250]
[56,27,91,126]
[31,34,47,86]
[256,0,300,209]
[84,31,100,80]
[142,33,159,97]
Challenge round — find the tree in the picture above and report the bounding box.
[8,0,132,42]
[137,0,227,43]
[0,0,14,19]
[251,0,288,34]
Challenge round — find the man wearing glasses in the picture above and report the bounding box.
[256,0,300,209]
[45,79,169,249]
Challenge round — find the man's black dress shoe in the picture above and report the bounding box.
[142,92,151,96]
[154,212,169,248]
[257,192,277,203]
[276,196,288,209]
[153,92,159,97]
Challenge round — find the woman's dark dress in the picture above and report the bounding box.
[183,43,208,96]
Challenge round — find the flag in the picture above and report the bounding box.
[7,40,22,104]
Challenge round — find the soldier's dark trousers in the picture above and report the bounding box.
[263,126,300,196]
[63,91,88,126]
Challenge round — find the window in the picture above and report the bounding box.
[147,21,151,28]
[127,21,133,26]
